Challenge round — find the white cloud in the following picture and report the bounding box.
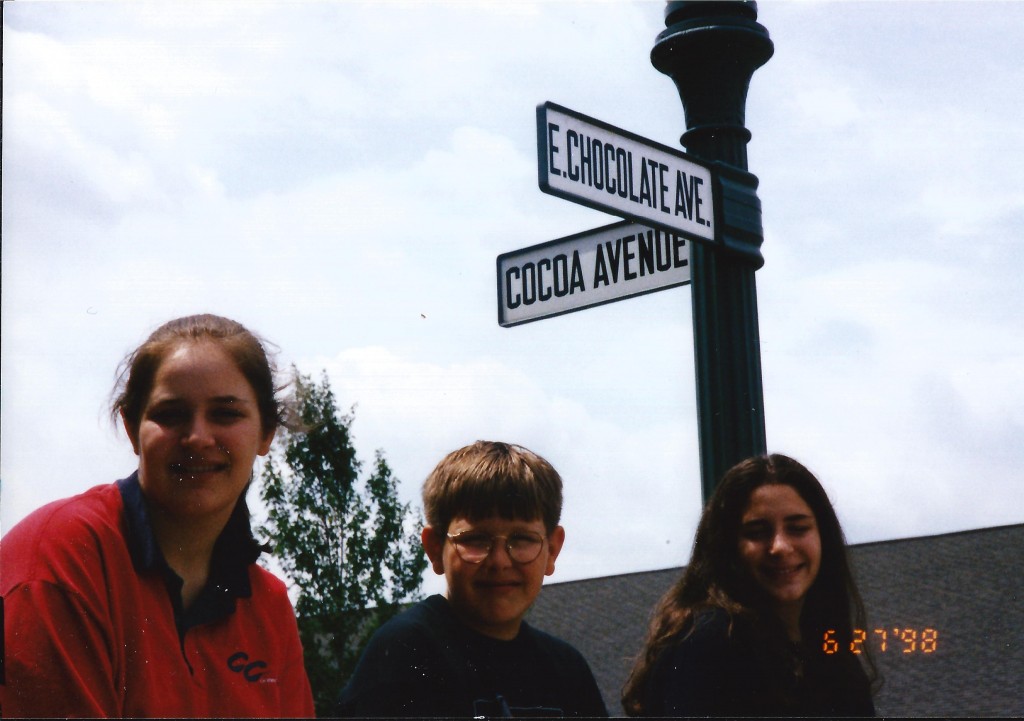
[3,1,1022,588]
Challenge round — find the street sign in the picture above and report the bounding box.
[497,220,690,327]
[537,101,715,244]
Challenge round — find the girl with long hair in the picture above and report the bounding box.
[622,454,877,716]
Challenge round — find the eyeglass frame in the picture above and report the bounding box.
[445,530,548,565]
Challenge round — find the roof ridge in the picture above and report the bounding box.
[847,521,1024,550]
[541,522,1024,588]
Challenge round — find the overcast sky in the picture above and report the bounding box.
[4,1,1022,597]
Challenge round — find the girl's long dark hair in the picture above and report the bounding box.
[621,454,876,715]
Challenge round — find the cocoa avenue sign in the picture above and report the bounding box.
[497,221,690,327]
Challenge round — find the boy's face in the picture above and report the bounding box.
[423,514,564,641]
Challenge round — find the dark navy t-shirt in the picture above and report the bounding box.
[644,607,875,717]
[333,594,608,717]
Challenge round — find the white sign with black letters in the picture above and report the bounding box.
[497,220,690,327]
[537,101,715,244]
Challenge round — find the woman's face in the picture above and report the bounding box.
[125,340,274,526]
[737,483,822,618]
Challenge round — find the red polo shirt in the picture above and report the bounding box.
[0,474,315,718]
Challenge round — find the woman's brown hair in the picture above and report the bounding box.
[111,313,286,438]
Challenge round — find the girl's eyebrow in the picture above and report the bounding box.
[147,394,253,406]
[145,395,185,408]
[741,513,814,526]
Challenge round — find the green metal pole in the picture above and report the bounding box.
[651,1,773,503]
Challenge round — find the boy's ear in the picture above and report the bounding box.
[544,525,566,577]
[421,526,446,576]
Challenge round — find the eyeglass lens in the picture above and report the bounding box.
[449,532,544,563]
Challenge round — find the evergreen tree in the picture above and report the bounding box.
[259,368,426,714]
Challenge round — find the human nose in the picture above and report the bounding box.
[769,531,792,554]
[484,536,514,566]
[182,415,216,448]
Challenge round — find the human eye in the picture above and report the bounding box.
[146,404,187,426]
[508,533,543,551]
[456,533,492,552]
[211,406,246,424]
[740,523,771,541]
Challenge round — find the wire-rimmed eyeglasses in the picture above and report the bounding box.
[446,530,546,564]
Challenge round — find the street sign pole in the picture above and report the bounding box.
[651,1,774,503]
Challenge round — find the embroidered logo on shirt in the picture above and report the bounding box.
[227,651,272,682]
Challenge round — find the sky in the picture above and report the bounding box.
[3,1,1023,598]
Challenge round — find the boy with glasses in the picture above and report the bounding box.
[333,440,608,717]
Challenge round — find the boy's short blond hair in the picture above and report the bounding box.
[422,441,563,534]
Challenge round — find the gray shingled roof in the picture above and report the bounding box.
[527,523,1024,717]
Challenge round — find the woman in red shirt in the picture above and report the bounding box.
[1,314,315,718]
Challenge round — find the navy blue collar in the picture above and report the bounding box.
[117,472,267,633]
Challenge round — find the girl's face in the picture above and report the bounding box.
[737,483,822,618]
[125,340,274,526]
